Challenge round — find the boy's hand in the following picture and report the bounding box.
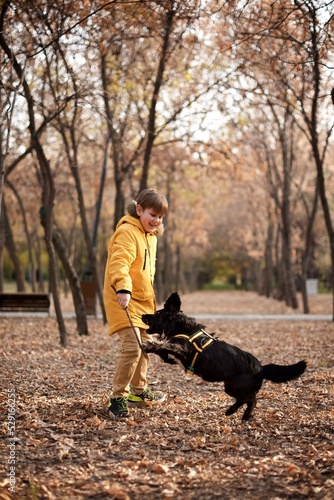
[117,292,130,309]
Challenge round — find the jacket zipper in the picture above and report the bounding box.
[143,248,147,270]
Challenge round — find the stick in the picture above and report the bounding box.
[124,306,144,352]
[111,285,144,351]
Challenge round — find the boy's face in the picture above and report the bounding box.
[136,205,163,233]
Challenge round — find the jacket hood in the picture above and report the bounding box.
[116,214,161,235]
[116,215,144,232]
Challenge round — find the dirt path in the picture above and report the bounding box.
[1,291,333,499]
[53,290,333,319]
[179,290,332,315]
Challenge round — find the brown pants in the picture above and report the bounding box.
[112,327,150,398]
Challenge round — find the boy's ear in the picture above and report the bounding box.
[136,204,143,216]
[164,292,181,313]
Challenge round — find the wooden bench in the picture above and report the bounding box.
[0,292,50,313]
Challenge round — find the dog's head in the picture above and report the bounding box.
[142,292,181,336]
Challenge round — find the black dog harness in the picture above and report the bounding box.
[173,329,215,374]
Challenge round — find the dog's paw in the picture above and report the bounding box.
[166,355,177,365]
[142,340,158,353]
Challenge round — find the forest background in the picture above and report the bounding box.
[1,0,334,344]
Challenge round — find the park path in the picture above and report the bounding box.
[2,289,332,320]
[56,289,333,320]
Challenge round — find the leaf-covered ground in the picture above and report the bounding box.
[1,291,333,499]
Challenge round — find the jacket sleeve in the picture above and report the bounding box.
[107,227,137,293]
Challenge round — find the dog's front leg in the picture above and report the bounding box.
[142,340,184,365]
[142,339,159,353]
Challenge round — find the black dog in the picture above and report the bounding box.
[142,292,307,421]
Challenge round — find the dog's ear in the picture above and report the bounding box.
[164,292,181,313]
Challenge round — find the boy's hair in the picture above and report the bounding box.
[127,188,168,218]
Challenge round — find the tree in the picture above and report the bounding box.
[213,0,334,311]
[0,0,67,344]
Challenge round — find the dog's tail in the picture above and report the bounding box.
[262,360,307,383]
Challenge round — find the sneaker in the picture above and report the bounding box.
[108,397,130,418]
[127,388,166,407]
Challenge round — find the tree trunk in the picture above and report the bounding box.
[7,180,36,291]
[45,41,107,326]
[35,236,45,292]
[273,223,283,298]
[298,2,334,320]
[315,163,334,320]
[92,133,109,250]
[100,51,126,232]
[52,227,88,335]
[68,160,107,324]
[114,180,125,230]
[281,122,298,309]
[0,207,4,291]
[310,134,334,319]
[262,215,274,297]
[34,129,67,344]
[300,182,319,314]
[40,203,67,347]
[281,240,298,309]
[140,7,175,193]
[0,12,67,345]
[3,200,25,291]
[300,279,309,314]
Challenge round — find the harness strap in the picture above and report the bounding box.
[173,329,214,374]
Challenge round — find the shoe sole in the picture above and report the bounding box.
[127,394,167,407]
[108,410,130,418]
[127,400,154,408]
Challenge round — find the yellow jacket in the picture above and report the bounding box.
[103,215,158,335]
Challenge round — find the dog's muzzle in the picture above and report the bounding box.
[142,314,152,326]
